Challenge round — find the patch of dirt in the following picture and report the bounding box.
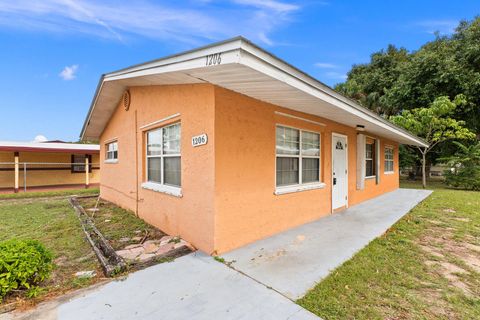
[442,208,456,213]
[417,226,480,297]
[439,261,467,275]
[465,243,480,253]
[424,260,472,296]
[419,287,456,319]
[460,253,480,273]
[54,256,68,266]
[426,219,444,226]
[419,244,444,258]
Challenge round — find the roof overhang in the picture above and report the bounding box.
[0,141,100,154]
[81,37,427,147]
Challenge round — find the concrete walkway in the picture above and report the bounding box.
[3,188,431,320]
[223,188,432,299]
[4,253,318,320]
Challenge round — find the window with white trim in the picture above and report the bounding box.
[384,146,394,173]
[146,123,181,187]
[365,139,376,177]
[106,141,118,161]
[276,126,320,187]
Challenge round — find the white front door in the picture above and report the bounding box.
[332,134,348,210]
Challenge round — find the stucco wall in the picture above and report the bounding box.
[99,84,216,253]
[213,86,399,253]
[97,83,399,254]
[0,151,99,189]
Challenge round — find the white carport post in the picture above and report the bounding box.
[85,155,90,189]
[14,152,19,193]
[23,162,27,192]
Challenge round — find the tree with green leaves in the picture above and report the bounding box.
[335,45,410,116]
[390,95,476,188]
[337,17,480,136]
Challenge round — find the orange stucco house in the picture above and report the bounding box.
[81,37,427,254]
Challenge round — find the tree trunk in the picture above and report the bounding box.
[422,152,427,189]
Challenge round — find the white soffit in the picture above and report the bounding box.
[81,37,427,147]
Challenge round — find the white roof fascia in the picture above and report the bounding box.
[0,141,100,151]
[104,39,243,81]
[81,37,427,147]
[237,40,428,147]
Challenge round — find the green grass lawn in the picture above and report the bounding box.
[0,187,99,200]
[77,197,165,250]
[0,190,166,306]
[0,196,101,305]
[298,180,480,319]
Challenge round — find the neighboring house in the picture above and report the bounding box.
[429,164,451,177]
[81,37,427,254]
[0,141,99,192]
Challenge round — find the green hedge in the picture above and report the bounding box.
[444,166,480,190]
[0,239,53,301]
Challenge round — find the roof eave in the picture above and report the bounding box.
[80,36,428,148]
[80,74,106,141]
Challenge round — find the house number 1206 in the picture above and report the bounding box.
[205,53,222,66]
[192,134,208,147]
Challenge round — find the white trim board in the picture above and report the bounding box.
[274,111,326,127]
[139,113,181,130]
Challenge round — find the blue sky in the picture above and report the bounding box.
[0,0,478,142]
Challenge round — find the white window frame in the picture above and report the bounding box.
[105,141,118,163]
[142,123,182,197]
[275,125,325,195]
[384,146,394,174]
[365,139,376,179]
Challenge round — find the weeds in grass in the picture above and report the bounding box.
[169,237,181,244]
[214,256,226,263]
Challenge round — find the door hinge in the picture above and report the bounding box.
[345,169,347,174]
[345,195,348,200]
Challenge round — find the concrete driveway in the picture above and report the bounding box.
[222,188,432,299]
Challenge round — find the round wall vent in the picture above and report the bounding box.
[123,90,131,111]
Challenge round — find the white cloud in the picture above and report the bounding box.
[33,135,48,143]
[258,32,274,45]
[233,0,299,13]
[314,62,337,69]
[324,71,347,80]
[59,64,79,80]
[415,19,458,35]
[0,0,301,45]
[313,62,346,81]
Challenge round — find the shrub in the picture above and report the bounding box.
[444,166,480,190]
[441,141,480,191]
[0,239,53,301]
